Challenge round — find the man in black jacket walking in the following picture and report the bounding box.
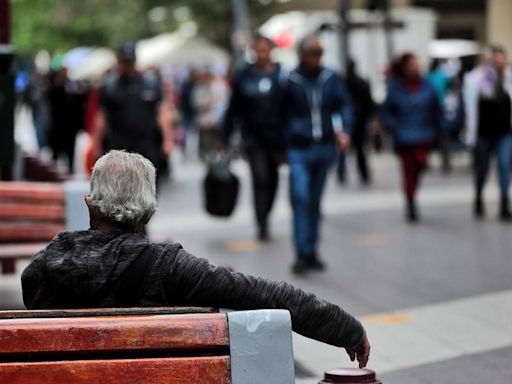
[22,150,370,368]
[223,35,287,241]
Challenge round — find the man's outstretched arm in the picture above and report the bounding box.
[165,247,370,367]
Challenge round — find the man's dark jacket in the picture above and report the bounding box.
[21,230,364,348]
[223,63,287,150]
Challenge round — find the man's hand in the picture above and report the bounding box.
[336,132,351,151]
[345,331,370,369]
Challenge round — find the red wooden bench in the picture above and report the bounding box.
[0,181,89,274]
[0,307,294,384]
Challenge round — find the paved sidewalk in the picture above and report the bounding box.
[2,147,512,383]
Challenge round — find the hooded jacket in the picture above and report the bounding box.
[21,230,364,348]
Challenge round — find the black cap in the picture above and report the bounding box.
[117,41,136,61]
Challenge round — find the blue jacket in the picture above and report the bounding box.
[380,78,442,148]
[283,67,354,147]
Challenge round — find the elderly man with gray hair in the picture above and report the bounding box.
[22,150,370,368]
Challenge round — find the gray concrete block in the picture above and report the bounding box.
[228,309,295,384]
[64,181,90,231]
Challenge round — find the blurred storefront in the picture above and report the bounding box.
[275,0,512,54]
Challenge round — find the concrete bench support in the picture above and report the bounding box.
[64,180,90,231]
[228,309,295,384]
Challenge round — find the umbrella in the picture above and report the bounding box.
[68,48,116,81]
[164,37,230,67]
[136,33,184,69]
[428,39,480,59]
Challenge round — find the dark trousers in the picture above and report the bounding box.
[246,145,279,228]
[51,129,77,174]
[474,134,512,198]
[397,144,430,200]
[337,139,370,183]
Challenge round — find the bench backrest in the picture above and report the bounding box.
[0,182,66,243]
[0,181,89,273]
[0,307,231,384]
[0,308,295,384]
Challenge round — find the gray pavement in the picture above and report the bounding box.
[2,142,512,383]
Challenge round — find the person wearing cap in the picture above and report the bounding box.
[93,42,173,173]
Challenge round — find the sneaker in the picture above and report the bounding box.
[474,196,485,219]
[500,197,512,222]
[406,198,419,223]
[291,260,309,275]
[257,223,270,242]
[306,258,326,271]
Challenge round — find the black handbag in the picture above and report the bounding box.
[203,155,239,217]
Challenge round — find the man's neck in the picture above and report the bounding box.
[93,222,124,231]
[299,65,322,78]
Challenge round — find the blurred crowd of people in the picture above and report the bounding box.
[15,33,512,274]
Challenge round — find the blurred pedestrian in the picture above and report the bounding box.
[440,77,464,173]
[222,34,287,241]
[283,35,353,274]
[463,45,512,221]
[193,68,229,160]
[28,72,49,151]
[93,42,173,177]
[381,52,442,223]
[427,59,449,102]
[47,64,81,174]
[337,58,375,185]
[179,68,199,157]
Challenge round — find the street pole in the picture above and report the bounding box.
[382,0,394,62]
[231,0,250,69]
[337,0,350,73]
[0,0,15,180]
[0,0,10,44]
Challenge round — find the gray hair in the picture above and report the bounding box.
[89,150,157,227]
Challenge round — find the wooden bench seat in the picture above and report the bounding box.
[0,181,89,274]
[0,308,295,384]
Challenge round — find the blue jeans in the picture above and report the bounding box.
[474,134,512,197]
[288,144,337,257]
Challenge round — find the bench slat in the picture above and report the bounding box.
[0,356,231,384]
[0,203,65,221]
[0,314,229,355]
[0,243,47,259]
[0,307,218,319]
[0,183,64,202]
[0,223,63,243]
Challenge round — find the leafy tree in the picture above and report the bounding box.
[11,0,278,54]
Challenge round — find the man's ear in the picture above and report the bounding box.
[85,195,92,209]
[84,195,95,216]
